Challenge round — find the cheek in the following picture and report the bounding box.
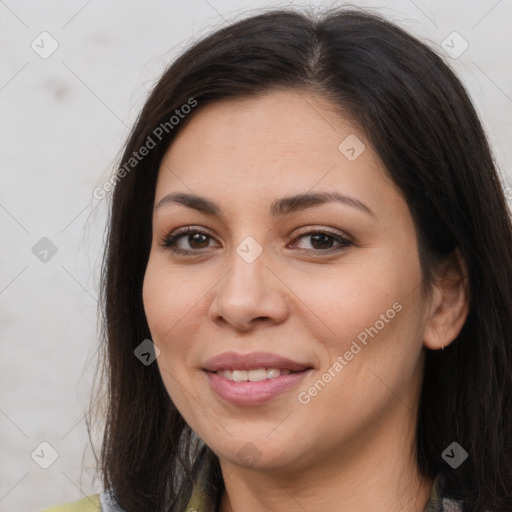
[143,252,206,331]
[142,257,206,417]
[290,269,425,441]
[287,253,425,414]
[289,255,421,351]
[142,257,198,362]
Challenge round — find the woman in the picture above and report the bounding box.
[43,7,512,512]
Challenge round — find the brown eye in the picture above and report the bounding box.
[187,233,210,249]
[309,233,336,250]
[291,230,353,253]
[162,228,219,254]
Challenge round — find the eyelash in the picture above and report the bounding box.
[160,226,354,255]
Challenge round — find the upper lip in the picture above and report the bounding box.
[203,352,312,372]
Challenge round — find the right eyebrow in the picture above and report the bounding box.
[155,191,375,219]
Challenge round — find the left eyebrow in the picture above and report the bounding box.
[155,191,375,218]
[270,191,375,218]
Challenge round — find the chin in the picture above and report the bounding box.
[207,432,311,472]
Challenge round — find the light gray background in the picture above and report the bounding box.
[1,1,511,510]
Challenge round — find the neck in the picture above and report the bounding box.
[218,402,433,512]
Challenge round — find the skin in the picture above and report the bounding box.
[142,89,469,511]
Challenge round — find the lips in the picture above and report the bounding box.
[202,352,313,406]
[202,351,312,373]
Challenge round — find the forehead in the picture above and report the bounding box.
[162,90,356,168]
[155,90,401,216]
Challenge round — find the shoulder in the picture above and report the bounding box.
[40,494,101,512]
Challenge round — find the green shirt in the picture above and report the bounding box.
[41,495,101,512]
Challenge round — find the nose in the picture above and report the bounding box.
[208,249,290,332]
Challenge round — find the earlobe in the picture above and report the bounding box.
[423,250,470,351]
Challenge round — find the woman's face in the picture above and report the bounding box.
[143,90,431,473]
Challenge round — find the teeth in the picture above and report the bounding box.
[217,368,293,382]
[232,370,248,382]
[248,368,267,381]
[267,368,280,379]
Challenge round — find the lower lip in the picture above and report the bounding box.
[205,370,311,406]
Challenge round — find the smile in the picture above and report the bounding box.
[215,368,292,381]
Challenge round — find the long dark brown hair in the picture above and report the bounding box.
[91,7,512,511]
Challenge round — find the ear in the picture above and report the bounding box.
[423,249,470,350]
